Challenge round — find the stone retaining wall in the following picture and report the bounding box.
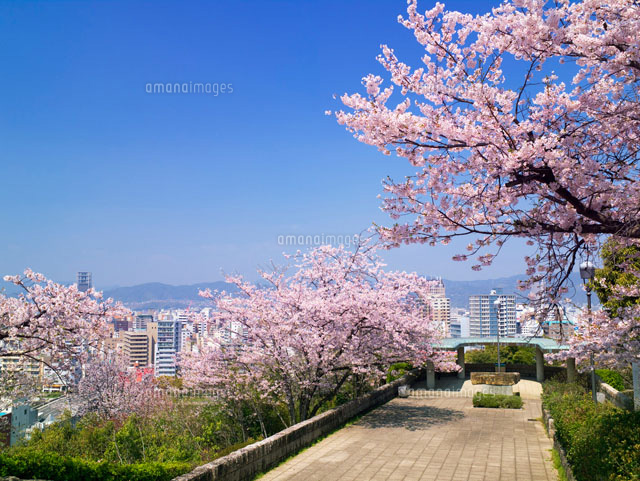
[172,370,420,481]
[598,381,634,411]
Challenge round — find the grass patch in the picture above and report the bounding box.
[551,448,569,481]
[472,392,523,409]
[43,392,64,399]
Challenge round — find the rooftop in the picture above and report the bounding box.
[434,337,568,352]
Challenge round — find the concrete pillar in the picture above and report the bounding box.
[426,361,436,390]
[566,357,577,383]
[457,346,465,379]
[633,362,640,412]
[535,347,544,383]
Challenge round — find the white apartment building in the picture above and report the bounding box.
[469,289,516,337]
[423,278,452,336]
[154,319,182,377]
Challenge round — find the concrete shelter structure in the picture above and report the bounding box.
[430,337,573,388]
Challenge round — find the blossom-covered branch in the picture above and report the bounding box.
[182,241,456,424]
[75,353,165,420]
[331,0,640,302]
[1,269,129,390]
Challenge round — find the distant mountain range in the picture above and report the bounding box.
[0,279,238,310]
[102,282,239,310]
[1,273,592,310]
[102,273,592,310]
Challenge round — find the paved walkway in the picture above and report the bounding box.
[259,396,556,481]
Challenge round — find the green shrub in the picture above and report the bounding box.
[472,393,523,409]
[11,400,269,466]
[595,369,626,392]
[0,452,191,481]
[386,362,412,383]
[465,348,495,364]
[542,381,640,481]
[465,345,536,365]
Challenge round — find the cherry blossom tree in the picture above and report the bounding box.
[76,353,164,420]
[555,241,640,367]
[556,304,640,368]
[330,0,640,364]
[0,269,128,393]
[181,241,455,425]
[331,0,640,301]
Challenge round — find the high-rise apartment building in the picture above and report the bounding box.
[429,296,451,335]
[134,314,154,331]
[425,278,446,297]
[0,356,45,379]
[77,272,92,292]
[469,289,516,338]
[146,322,157,365]
[154,319,181,377]
[424,278,452,336]
[123,331,151,367]
[112,317,130,332]
[220,319,245,345]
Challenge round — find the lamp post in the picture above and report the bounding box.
[580,260,598,404]
[494,298,502,372]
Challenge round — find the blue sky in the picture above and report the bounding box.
[0,0,533,287]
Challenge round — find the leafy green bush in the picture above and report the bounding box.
[14,411,204,465]
[0,452,191,481]
[465,345,536,365]
[386,362,412,383]
[11,399,276,467]
[465,348,495,364]
[472,393,523,409]
[1,398,280,481]
[595,369,626,392]
[542,380,640,481]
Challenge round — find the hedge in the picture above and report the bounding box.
[472,393,523,409]
[542,380,640,481]
[0,452,192,481]
[595,369,626,392]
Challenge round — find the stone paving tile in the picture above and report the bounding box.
[259,396,556,481]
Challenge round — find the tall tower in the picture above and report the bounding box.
[424,278,451,336]
[154,319,182,377]
[469,289,516,337]
[77,272,92,292]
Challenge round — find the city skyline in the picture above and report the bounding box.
[1,1,638,478]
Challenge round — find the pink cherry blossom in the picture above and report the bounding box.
[332,0,640,364]
[181,240,455,424]
[331,0,640,302]
[1,269,129,392]
[75,352,166,420]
